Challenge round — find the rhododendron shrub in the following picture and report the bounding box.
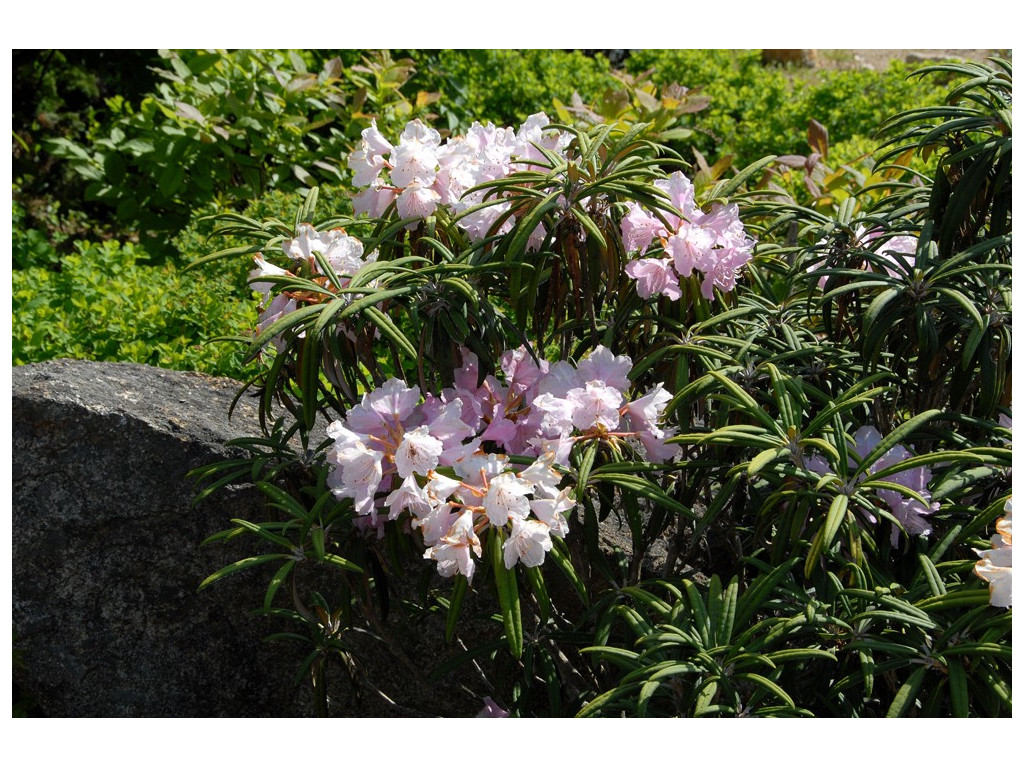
[195,64,1010,718]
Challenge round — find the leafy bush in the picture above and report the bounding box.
[189,59,1011,719]
[625,50,950,167]
[12,50,163,249]
[420,50,617,130]
[13,239,260,378]
[42,49,432,256]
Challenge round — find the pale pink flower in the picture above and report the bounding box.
[282,223,326,263]
[576,346,632,391]
[393,425,443,478]
[665,223,715,278]
[530,488,573,539]
[348,145,387,187]
[625,257,682,300]
[255,293,298,352]
[399,119,442,149]
[851,425,936,544]
[319,230,370,278]
[532,392,577,435]
[389,141,438,189]
[412,502,456,547]
[424,510,482,581]
[326,423,385,518]
[501,346,549,395]
[384,475,432,520]
[654,171,697,227]
[620,202,666,255]
[424,473,464,509]
[567,382,623,431]
[624,382,671,431]
[396,180,441,220]
[482,473,533,526]
[418,396,475,461]
[347,119,393,186]
[518,453,564,500]
[249,255,290,300]
[513,112,570,168]
[346,378,421,434]
[503,517,553,568]
[353,179,397,218]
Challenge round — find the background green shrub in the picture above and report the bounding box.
[13,238,260,378]
[419,49,617,129]
[624,51,950,166]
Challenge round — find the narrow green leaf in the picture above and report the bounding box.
[805,494,848,579]
[886,666,926,717]
[198,553,289,591]
[490,529,523,659]
[264,560,296,612]
[445,575,468,644]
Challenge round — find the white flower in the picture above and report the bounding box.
[503,517,553,568]
[518,452,563,499]
[531,392,576,435]
[567,382,623,431]
[412,502,456,547]
[400,119,442,148]
[482,472,533,526]
[249,255,289,300]
[396,180,441,220]
[319,230,368,278]
[353,179,397,218]
[390,138,438,188]
[530,488,573,539]
[326,428,384,518]
[576,346,633,391]
[347,119,393,187]
[384,475,432,520]
[424,510,482,581]
[424,472,464,506]
[393,426,443,479]
[975,498,1012,608]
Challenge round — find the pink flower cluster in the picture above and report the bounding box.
[621,171,756,301]
[347,114,570,244]
[248,224,377,349]
[325,345,676,580]
[806,425,937,547]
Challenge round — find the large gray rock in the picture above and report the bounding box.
[11,360,492,717]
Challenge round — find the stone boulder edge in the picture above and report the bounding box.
[11,360,490,717]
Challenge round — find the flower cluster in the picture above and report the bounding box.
[324,345,675,580]
[445,344,677,465]
[249,224,377,349]
[806,425,938,547]
[620,171,756,301]
[347,114,570,244]
[975,497,1012,608]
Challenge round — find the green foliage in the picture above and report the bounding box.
[20,49,1004,718]
[191,58,1011,715]
[41,49,430,256]
[12,239,260,378]
[423,50,617,130]
[625,51,950,168]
